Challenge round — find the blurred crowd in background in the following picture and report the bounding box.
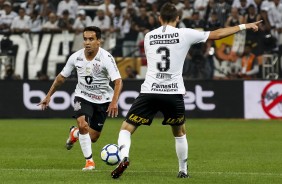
[0,0,281,80]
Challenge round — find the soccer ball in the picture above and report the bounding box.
[101,144,121,165]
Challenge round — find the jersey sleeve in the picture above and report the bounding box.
[105,55,121,81]
[144,33,149,56]
[181,28,210,45]
[60,53,76,78]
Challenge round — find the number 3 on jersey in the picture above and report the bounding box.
[156,47,170,72]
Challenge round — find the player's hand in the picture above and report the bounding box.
[107,102,118,118]
[246,20,263,32]
[37,97,50,110]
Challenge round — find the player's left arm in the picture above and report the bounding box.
[105,54,123,117]
[107,78,123,117]
[208,20,262,40]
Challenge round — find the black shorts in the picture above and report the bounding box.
[73,97,109,132]
[125,93,185,126]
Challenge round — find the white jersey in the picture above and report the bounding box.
[61,47,121,103]
[141,25,210,94]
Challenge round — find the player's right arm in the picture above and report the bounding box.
[38,74,67,110]
[208,20,262,40]
[38,52,76,110]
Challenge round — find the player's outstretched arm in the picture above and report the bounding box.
[208,20,262,40]
[38,74,66,110]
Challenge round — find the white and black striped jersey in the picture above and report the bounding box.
[141,25,210,94]
[61,47,121,103]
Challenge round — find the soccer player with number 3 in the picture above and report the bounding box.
[111,2,261,179]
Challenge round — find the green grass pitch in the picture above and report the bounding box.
[0,118,282,184]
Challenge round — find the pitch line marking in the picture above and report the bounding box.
[0,168,281,177]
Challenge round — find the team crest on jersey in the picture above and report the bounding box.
[74,101,81,111]
[93,63,100,74]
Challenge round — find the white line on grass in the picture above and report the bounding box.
[0,168,281,177]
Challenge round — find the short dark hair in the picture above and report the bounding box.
[248,4,255,9]
[83,26,102,39]
[160,3,178,23]
[62,9,69,15]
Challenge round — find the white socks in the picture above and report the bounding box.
[79,133,93,161]
[117,129,187,174]
[118,130,131,159]
[175,134,188,174]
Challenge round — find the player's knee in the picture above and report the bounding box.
[172,124,186,137]
[77,116,89,133]
[121,120,137,134]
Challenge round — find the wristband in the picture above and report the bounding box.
[239,24,246,30]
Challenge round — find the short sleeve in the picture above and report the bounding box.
[60,54,76,78]
[105,55,121,81]
[180,28,210,45]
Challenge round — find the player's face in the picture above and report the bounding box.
[83,31,100,53]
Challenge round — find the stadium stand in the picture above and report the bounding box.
[0,0,281,79]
